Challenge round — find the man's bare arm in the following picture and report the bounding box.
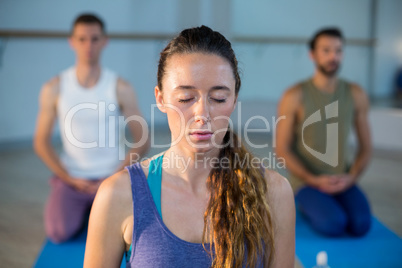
[276,86,317,186]
[33,77,71,181]
[116,78,150,170]
[349,84,372,181]
[33,78,96,193]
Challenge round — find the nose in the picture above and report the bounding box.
[331,50,342,61]
[332,52,339,60]
[82,40,92,53]
[88,40,95,50]
[193,97,211,124]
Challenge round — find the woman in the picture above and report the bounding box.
[84,26,295,268]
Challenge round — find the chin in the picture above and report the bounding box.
[322,68,339,77]
[188,142,219,155]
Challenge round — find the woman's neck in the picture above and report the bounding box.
[163,146,220,195]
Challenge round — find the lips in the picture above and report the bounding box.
[327,62,339,68]
[189,130,213,141]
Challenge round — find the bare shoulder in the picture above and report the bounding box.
[278,83,303,115]
[281,83,303,103]
[37,76,60,109]
[116,77,134,94]
[263,168,294,207]
[263,170,295,268]
[86,170,134,263]
[43,76,60,94]
[349,82,369,109]
[350,82,367,97]
[40,76,60,100]
[90,170,134,238]
[97,170,133,208]
[116,77,138,111]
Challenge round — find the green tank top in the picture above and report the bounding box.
[289,78,354,192]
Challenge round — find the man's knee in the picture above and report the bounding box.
[46,224,76,244]
[348,214,372,237]
[45,214,84,243]
[313,212,348,237]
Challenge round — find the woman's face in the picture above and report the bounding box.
[156,52,237,154]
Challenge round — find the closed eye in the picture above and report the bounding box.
[178,98,194,103]
[212,98,226,103]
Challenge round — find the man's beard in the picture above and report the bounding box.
[317,61,340,77]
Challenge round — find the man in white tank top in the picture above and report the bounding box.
[33,14,150,243]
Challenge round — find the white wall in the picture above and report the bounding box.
[231,0,372,101]
[0,0,401,145]
[374,0,402,98]
[0,0,181,143]
[0,0,179,32]
[231,0,371,38]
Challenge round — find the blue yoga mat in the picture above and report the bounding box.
[296,209,402,268]
[33,212,402,268]
[33,228,125,268]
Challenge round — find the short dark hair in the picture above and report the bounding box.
[71,13,105,35]
[309,27,343,51]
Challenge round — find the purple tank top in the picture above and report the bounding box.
[125,163,213,267]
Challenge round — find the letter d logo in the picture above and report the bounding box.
[301,101,338,167]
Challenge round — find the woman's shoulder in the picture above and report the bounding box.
[97,170,133,206]
[262,168,294,206]
[262,168,295,233]
[101,152,165,198]
[89,171,134,240]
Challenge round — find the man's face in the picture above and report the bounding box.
[69,23,107,65]
[310,35,343,77]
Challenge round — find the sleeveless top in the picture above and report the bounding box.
[124,156,213,267]
[125,155,264,267]
[290,78,354,192]
[57,67,122,179]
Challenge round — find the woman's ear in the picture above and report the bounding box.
[155,86,167,113]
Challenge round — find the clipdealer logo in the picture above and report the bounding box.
[61,101,287,170]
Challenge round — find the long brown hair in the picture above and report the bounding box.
[157,26,274,267]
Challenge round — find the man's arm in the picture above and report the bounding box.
[34,77,70,181]
[276,86,344,194]
[276,86,316,184]
[331,84,372,192]
[116,78,150,170]
[33,77,97,193]
[349,84,372,180]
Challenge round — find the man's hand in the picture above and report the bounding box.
[333,173,355,192]
[310,174,355,195]
[311,175,340,194]
[66,177,103,194]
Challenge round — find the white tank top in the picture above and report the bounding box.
[57,67,123,179]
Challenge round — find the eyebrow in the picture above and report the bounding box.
[174,85,230,91]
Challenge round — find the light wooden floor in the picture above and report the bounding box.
[0,131,401,268]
